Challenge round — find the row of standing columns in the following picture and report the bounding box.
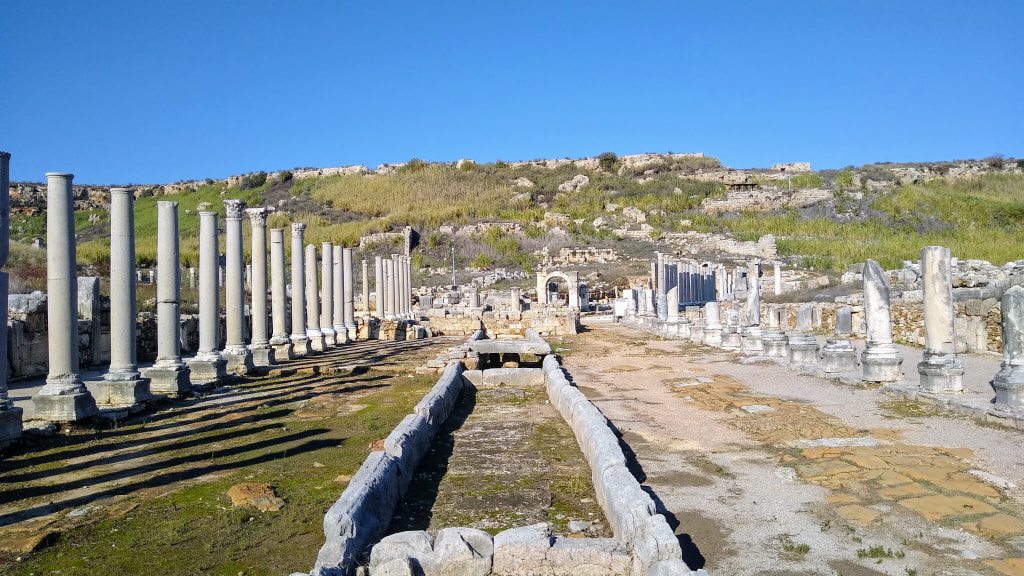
[9,162,412,426]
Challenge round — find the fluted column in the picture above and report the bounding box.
[144,201,191,393]
[374,256,384,315]
[33,173,98,421]
[269,228,292,359]
[96,187,153,407]
[0,152,22,443]
[343,248,356,336]
[332,245,347,343]
[320,242,336,346]
[222,200,253,374]
[247,208,274,366]
[305,244,326,352]
[289,224,310,357]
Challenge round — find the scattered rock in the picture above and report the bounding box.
[557,174,589,192]
[226,483,285,512]
[567,520,591,533]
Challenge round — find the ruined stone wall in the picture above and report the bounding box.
[425,306,579,338]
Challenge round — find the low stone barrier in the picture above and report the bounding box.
[310,360,466,576]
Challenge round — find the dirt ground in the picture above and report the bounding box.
[556,317,1024,576]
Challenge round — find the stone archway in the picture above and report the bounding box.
[536,270,580,309]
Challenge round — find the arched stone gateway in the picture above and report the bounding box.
[536,270,580,309]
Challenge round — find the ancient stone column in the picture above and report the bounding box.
[374,256,384,315]
[186,212,226,385]
[319,242,336,346]
[305,244,326,352]
[656,253,668,321]
[33,173,99,421]
[789,303,821,365]
[666,286,680,323]
[222,200,253,374]
[510,287,522,313]
[703,301,723,347]
[396,255,406,317]
[836,307,854,335]
[189,267,196,289]
[992,285,1024,413]
[773,262,782,296]
[289,224,310,357]
[268,228,292,360]
[861,259,902,382]
[333,245,347,343]
[247,208,274,366]
[740,261,764,355]
[96,187,154,408]
[362,259,369,313]
[343,247,357,337]
[0,152,22,443]
[918,246,964,393]
[385,258,397,320]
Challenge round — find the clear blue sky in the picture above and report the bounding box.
[3,1,1021,185]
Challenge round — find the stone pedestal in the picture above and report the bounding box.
[0,407,23,447]
[703,327,722,347]
[918,352,965,393]
[721,327,742,350]
[862,344,903,382]
[821,339,858,374]
[992,286,1024,413]
[788,333,820,365]
[740,327,764,355]
[687,322,702,343]
[917,246,963,393]
[33,173,98,421]
[762,330,790,359]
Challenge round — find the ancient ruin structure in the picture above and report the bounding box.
[740,261,764,355]
[788,303,820,365]
[320,242,336,346]
[332,245,346,344]
[305,244,326,352]
[32,173,99,421]
[992,285,1024,413]
[861,259,902,382]
[143,201,192,394]
[918,246,965,393]
[374,256,384,314]
[344,248,356,337]
[97,188,153,408]
[290,224,310,357]
[223,200,253,374]
[186,211,227,385]
[761,304,789,359]
[0,151,22,442]
[248,208,274,366]
[362,259,369,313]
[269,228,293,360]
[703,301,723,347]
[385,258,396,319]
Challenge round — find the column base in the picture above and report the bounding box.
[32,389,99,423]
[740,327,764,355]
[0,407,23,447]
[788,334,820,365]
[991,364,1024,413]
[309,335,327,353]
[223,347,255,375]
[142,362,193,395]
[290,337,310,358]
[333,325,350,344]
[345,323,357,341]
[95,376,158,410]
[762,330,790,359]
[821,338,858,374]
[861,343,903,383]
[687,324,703,343]
[321,330,337,347]
[186,354,227,387]
[249,345,276,367]
[918,352,964,393]
[721,329,742,351]
[272,341,294,361]
[703,327,723,347]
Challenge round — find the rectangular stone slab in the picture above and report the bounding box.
[468,340,551,355]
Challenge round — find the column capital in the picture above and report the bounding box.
[0,151,10,161]
[157,200,179,210]
[245,207,270,227]
[224,199,246,219]
[291,222,307,235]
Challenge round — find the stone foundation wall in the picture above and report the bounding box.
[425,306,580,338]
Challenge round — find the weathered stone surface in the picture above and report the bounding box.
[431,527,493,576]
[546,537,630,575]
[492,523,553,576]
[384,414,432,493]
[226,483,285,512]
[898,494,997,520]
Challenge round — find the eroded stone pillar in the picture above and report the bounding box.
[789,303,820,365]
[247,208,274,366]
[385,258,396,320]
[740,261,764,355]
[143,201,191,394]
[395,255,406,318]
[666,286,680,323]
[992,285,1024,413]
[289,224,310,357]
[222,200,253,374]
[374,256,384,315]
[99,188,153,407]
[269,228,292,360]
[773,262,782,296]
[703,301,723,347]
[918,246,964,393]
[0,152,22,442]
[187,211,227,385]
[305,244,326,352]
[861,259,902,382]
[320,242,336,346]
[362,259,369,314]
[656,253,668,321]
[344,248,356,336]
[33,173,99,421]
[333,245,347,343]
